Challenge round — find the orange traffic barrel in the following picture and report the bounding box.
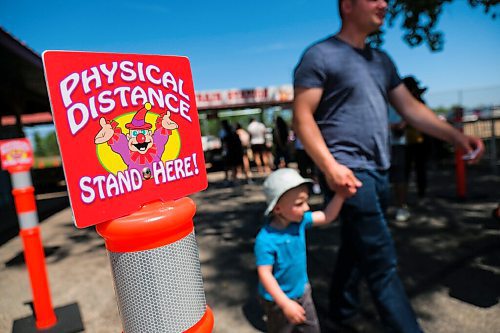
[96,197,213,333]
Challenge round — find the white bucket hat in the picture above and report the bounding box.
[263,168,313,216]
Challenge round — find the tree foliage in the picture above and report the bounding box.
[34,131,60,157]
[383,0,499,51]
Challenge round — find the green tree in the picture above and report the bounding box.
[433,106,449,115]
[33,131,60,157]
[375,0,499,51]
[33,132,46,157]
[43,132,60,156]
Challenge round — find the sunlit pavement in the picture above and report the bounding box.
[0,165,499,332]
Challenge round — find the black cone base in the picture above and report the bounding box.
[12,303,84,333]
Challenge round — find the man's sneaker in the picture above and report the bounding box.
[396,207,410,222]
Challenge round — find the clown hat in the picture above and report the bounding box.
[126,103,153,130]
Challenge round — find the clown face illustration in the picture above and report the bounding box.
[94,102,178,172]
[127,129,153,155]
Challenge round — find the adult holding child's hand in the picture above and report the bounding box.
[293,1,485,332]
[292,87,363,199]
[325,161,363,198]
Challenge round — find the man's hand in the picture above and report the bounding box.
[389,84,485,165]
[161,111,178,130]
[94,117,114,144]
[281,299,306,325]
[325,162,363,197]
[454,133,485,164]
[391,120,407,131]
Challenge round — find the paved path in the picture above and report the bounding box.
[0,165,499,332]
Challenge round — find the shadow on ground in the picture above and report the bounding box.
[193,165,500,332]
[0,195,70,247]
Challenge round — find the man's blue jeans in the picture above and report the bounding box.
[325,169,423,333]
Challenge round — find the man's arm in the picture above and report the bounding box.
[293,87,362,196]
[389,84,484,162]
[257,266,306,324]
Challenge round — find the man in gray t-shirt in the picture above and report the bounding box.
[294,35,400,170]
[293,1,483,332]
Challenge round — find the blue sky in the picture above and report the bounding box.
[1,0,499,108]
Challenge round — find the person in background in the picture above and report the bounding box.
[235,122,253,182]
[218,120,230,182]
[265,126,275,171]
[273,116,291,169]
[293,0,484,331]
[294,135,322,195]
[248,118,272,175]
[403,76,430,202]
[389,105,410,222]
[255,168,345,333]
[220,120,244,185]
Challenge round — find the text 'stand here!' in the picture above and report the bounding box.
[43,51,207,228]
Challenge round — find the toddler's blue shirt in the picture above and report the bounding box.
[254,211,313,301]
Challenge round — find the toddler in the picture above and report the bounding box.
[255,168,345,333]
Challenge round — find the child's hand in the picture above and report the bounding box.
[281,299,306,324]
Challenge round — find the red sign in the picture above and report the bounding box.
[0,138,34,172]
[43,51,207,228]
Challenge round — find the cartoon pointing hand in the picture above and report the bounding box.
[161,111,178,130]
[94,117,115,144]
